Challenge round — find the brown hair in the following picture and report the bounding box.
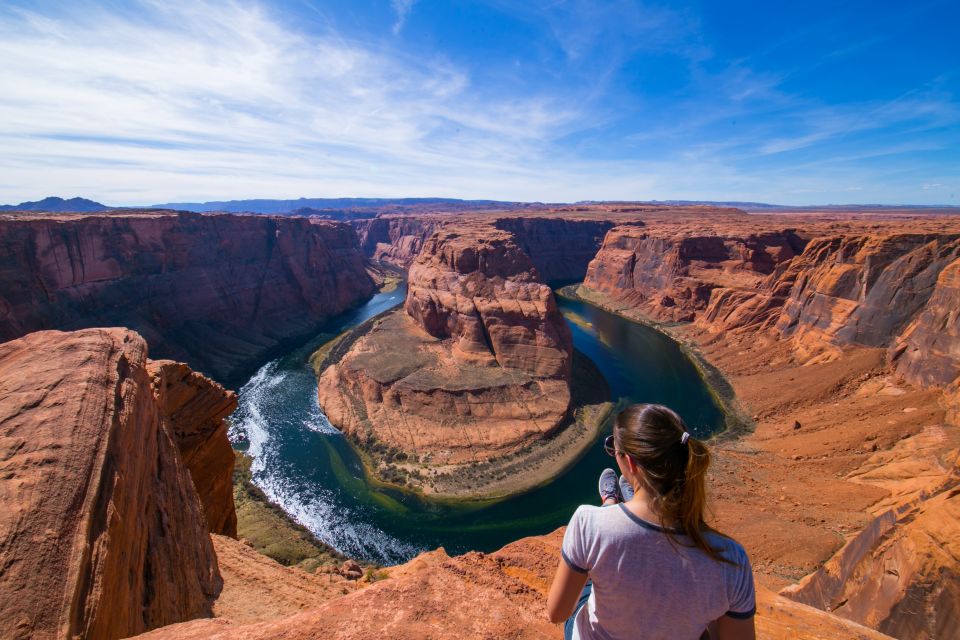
[614,403,731,563]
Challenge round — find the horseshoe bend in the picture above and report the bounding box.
[0,203,957,639]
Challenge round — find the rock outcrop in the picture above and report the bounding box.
[773,234,960,362]
[0,211,376,382]
[352,215,448,268]
[317,224,577,491]
[0,329,221,640]
[892,256,960,395]
[405,225,572,377]
[583,223,807,323]
[132,528,896,640]
[149,360,239,537]
[782,466,960,638]
[356,215,616,281]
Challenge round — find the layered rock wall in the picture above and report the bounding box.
[773,234,960,361]
[0,211,375,382]
[583,224,806,322]
[492,217,615,282]
[352,215,447,268]
[149,360,239,537]
[891,256,960,390]
[782,474,960,638]
[355,215,615,281]
[0,329,221,640]
[405,225,573,377]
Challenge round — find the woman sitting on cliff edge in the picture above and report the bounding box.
[547,404,756,640]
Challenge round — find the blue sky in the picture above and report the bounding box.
[0,0,957,205]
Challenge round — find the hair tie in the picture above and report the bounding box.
[680,432,690,445]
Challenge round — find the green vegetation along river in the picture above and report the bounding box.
[230,283,724,564]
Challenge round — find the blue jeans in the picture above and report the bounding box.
[563,581,592,640]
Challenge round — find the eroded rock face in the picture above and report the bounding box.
[892,257,960,388]
[352,215,448,268]
[149,360,239,537]
[782,474,960,639]
[0,329,221,640]
[0,211,375,382]
[583,224,806,323]
[774,234,960,361]
[405,225,572,377]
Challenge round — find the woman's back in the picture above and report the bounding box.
[562,503,755,640]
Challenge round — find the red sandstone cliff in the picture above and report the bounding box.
[405,225,573,377]
[583,223,807,323]
[149,360,239,537]
[355,215,616,281]
[491,217,615,282]
[772,234,960,362]
[0,329,221,640]
[0,211,376,382]
[352,215,448,268]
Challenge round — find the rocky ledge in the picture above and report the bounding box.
[0,329,228,639]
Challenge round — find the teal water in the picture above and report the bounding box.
[230,284,724,564]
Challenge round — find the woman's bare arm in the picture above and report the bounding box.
[546,558,588,623]
[710,614,756,640]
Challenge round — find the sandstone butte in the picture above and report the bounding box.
[317,224,580,485]
[1,205,959,639]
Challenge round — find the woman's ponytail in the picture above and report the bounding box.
[615,404,732,563]
[678,437,727,562]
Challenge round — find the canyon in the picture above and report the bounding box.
[0,205,958,639]
[0,210,375,383]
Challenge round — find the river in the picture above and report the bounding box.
[229,283,725,564]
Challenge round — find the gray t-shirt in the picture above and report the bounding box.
[561,503,756,640]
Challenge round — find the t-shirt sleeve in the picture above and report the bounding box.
[726,545,756,619]
[560,506,590,574]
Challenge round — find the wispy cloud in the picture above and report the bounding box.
[0,0,956,206]
[391,0,415,35]
[0,1,592,203]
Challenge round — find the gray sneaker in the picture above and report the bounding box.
[618,475,635,501]
[599,468,619,503]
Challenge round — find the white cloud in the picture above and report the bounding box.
[392,0,416,35]
[922,182,944,189]
[0,0,595,204]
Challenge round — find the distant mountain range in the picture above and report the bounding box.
[150,197,534,214]
[585,200,960,212]
[2,195,957,215]
[0,197,108,212]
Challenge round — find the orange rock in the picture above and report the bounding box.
[148,360,239,537]
[782,469,960,638]
[405,225,572,377]
[0,329,220,640]
[130,528,896,640]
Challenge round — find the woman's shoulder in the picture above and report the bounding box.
[703,530,751,565]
